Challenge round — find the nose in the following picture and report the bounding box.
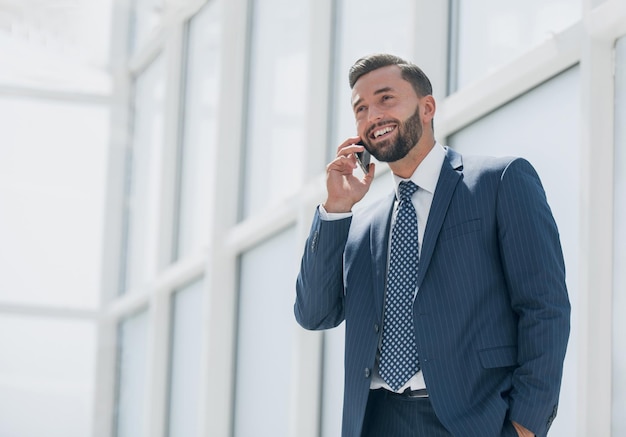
[367,105,384,123]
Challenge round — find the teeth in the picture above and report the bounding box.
[374,126,394,138]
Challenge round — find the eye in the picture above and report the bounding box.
[381,94,394,102]
[355,105,366,114]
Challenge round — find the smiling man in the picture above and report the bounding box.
[294,53,570,437]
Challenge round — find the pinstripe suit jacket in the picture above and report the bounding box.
[295,147,570,437]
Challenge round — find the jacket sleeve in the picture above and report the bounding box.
[496,158,571,437]
[294,207,352,330]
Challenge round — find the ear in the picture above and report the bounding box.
[420,95,436,126]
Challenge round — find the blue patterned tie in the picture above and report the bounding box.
[379,180,420,391]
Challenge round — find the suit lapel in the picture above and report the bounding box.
[416,148,463,289]
[370,193,395,318]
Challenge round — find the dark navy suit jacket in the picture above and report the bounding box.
[295,147,570,437]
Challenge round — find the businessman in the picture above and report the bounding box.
[294,53,570,437]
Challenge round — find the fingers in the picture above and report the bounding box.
[326,155,375,184]
[363,162,376,182]
[336,136,364,157]
[327,138,376,184]
[324,139,375,212]
[330,137,370,176]
[326,155,357,175]
[328,137,361,174]
[511,421,535,437]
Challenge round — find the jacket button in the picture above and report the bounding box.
[364,368,371,378]
[374,324,379,333]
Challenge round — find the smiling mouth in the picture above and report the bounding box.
[369,125,397,141]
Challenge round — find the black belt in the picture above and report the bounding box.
[377,387,429,398]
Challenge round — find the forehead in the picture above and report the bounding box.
[350,65,416,104]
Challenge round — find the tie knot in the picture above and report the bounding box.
[398,180,418,202]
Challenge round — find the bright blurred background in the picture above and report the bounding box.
[0,0,625,436]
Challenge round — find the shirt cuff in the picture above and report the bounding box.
[318,204,353,221]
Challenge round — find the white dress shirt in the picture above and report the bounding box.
[320,142,447,393]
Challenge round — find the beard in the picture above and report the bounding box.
[363,105,423,163]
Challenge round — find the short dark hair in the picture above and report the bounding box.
[348,53,432,97]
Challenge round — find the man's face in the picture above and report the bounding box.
[351,65,423,163]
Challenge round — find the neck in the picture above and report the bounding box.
[389,136,436,179]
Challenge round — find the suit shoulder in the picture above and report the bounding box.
[460,154,520,174]
[457,152,539,179]
[447,149,541,191]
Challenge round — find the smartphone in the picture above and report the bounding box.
[355,141,371,174]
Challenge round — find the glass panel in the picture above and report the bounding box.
[0,97,109,309]
[167,279,204,437]
[241,0,310,219]
[121,55,166,294]
[0,0,112,94]
[0,315,96,437]
[174,0,222,261]
[234,227,297,437]
[115,310,150,437]
[612,34,626,437]
[328,0,417,160]
[321,329,345,437]
[447,66,580,436]
[449,0,580,92]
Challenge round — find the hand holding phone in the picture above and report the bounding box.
[324,137,374,213]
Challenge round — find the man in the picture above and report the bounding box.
[294,53,570,437]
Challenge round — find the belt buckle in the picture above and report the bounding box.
[402,388,428,398]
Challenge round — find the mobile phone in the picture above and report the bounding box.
[355,141,371,174]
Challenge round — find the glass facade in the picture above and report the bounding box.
[3,0,625,436]
[329,0,417,160]
[114,311,150,437]
[241,0,311,219]
[0,0,112,94]
[121,55,166,294]
[0,315,96,437]
[167,280,204,437]
[448,0,580,92]
[233,227,297,437]
[0,98,108,309]
[321,328,345,437]
[174,0,222,260]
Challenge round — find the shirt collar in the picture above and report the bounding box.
[392,142,446,197]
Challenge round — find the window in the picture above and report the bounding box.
[114,310,150,437]
[0,1,112,94]
[0,3,111,437]
[0,97,108,309]
[321,328,345,437]
[234,227,297,437]
[0,315,96,437]
[174,1,222,261]
[328,0,418,160]
[121,55,166,294]
[241,0,311,219]
[167,280,204,437]
[448,0,580,92]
